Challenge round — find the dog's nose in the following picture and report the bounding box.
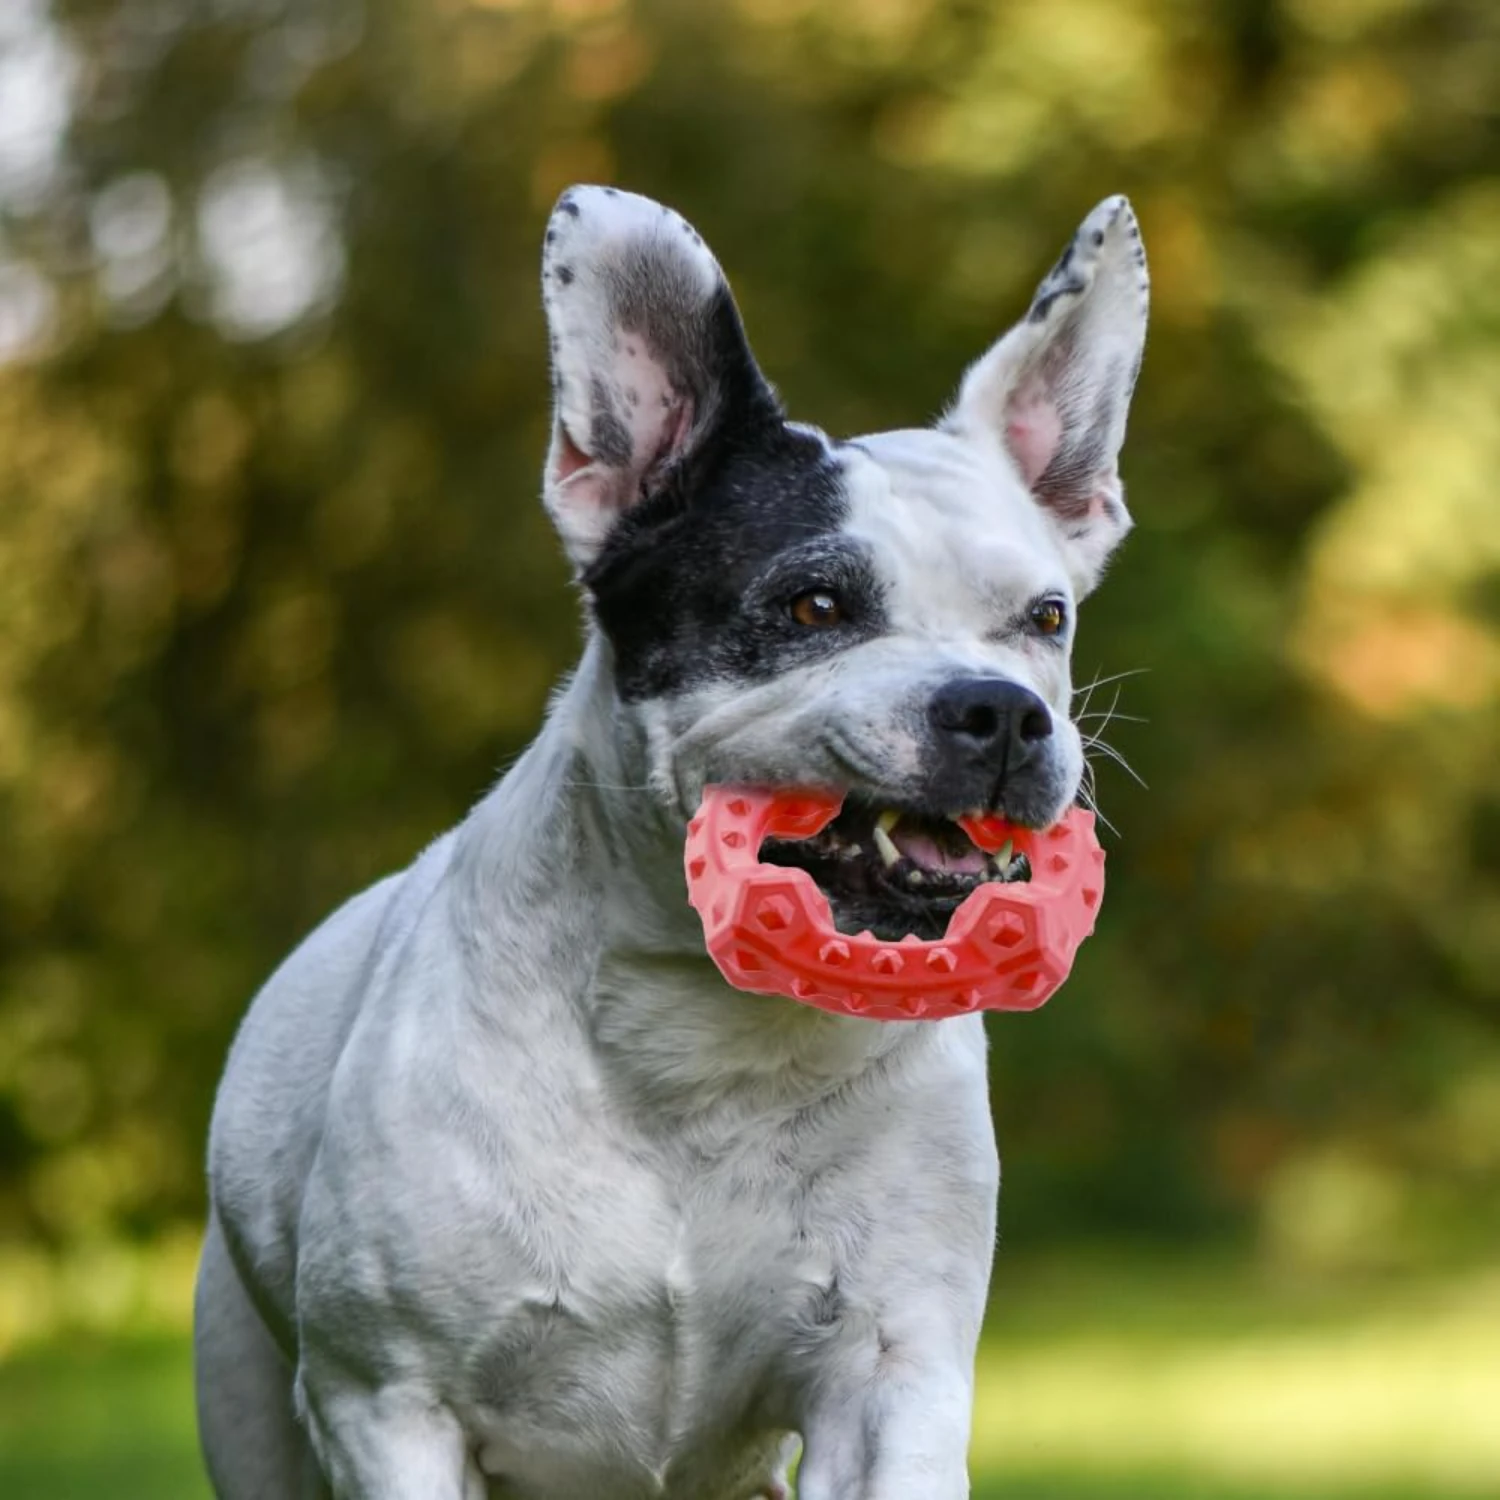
[929,678,1053,764]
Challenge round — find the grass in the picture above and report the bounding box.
[3,1253,1497,1498]
[0,1337,207,1499]
[971,1252,1500,1497]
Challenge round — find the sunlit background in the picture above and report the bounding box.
[1,0,1498,1495]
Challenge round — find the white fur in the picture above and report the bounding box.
[197,639,995,1500]
[195,189,1149,1500]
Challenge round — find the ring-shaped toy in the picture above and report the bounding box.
[685,786,1105,1021]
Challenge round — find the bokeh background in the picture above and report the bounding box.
[2,0,1498,1494]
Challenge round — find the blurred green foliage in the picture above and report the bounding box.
[0,0,1497,1274]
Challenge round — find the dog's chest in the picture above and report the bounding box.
[460,1133,851,1496]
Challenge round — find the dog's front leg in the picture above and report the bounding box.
[797,1353,974,1500]
[302,1381,485,1500]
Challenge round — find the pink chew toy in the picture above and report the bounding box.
[684,786,1105,1021]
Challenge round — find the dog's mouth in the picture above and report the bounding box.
[759,796,1031,942]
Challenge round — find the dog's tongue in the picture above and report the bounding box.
[890,826,989,876]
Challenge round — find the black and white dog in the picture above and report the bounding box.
[195,185,1148,1500]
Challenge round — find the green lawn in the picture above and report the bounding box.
[3,1256,1496,1498]
[0,1338,207,1499]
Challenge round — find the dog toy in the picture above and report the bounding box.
[684,786,1104,1021]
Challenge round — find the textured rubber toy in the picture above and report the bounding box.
[684,786,1104,1021]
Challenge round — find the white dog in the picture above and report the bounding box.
[194,184,1148,1499]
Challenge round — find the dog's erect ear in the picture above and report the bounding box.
[945,196,1149,595]
[540,185,779,570]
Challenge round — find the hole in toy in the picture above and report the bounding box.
[758,795,1031,942]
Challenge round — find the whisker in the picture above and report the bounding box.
[1074,778,1120,838]
[1088,683,1125,732]
[1082,737,1148,790]
[1071,670,1148,834]
[1073,667,1145,723]
[1075,710,1147,726]
[1072,666,1150,698]
[1074,684,1147,758]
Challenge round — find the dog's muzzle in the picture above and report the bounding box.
[922,676,1066,828]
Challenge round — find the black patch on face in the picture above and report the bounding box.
[584,428,886,701]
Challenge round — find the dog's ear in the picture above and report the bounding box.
[945,196,1149,595]
[540,185,779,570]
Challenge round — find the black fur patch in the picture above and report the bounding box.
[1028,232,1088,324]
[585,429,886,701]
[588,375,633,468]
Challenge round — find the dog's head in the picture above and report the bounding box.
[541,186,1147,941]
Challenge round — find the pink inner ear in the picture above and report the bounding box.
[551,426,593,484]
[547,348,697,522]
[1004,378,1063,487]
[1080,484,1115,522]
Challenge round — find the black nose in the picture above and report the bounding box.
[929,677,1053,764]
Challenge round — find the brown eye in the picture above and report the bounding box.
[1030,598,1067,637]
[790,590,844,628]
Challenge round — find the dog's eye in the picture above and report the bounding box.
[1030,598,1067,637]
[790,590,845,628]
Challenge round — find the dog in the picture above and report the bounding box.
[194,184,1148,1500]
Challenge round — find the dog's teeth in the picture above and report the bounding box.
[872,824,900,868]
[992,838,1014,874]
[876,809,900,834]
[906,869,926,887]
